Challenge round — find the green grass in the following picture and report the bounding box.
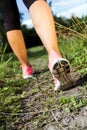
[59,37,87,74]
[0,36,87,129]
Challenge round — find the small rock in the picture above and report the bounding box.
[43,124,57,130]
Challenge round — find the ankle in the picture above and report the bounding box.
[49,50,62,57]
[48,50,62,63]
[20,63,31,68]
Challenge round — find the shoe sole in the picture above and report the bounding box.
[52,59,74,91]
[23,75,33,79]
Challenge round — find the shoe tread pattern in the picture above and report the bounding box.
[52,60,74,91]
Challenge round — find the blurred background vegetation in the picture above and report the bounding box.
[0,1,87,74]
[0,2,87,129]
[0,6,87,53]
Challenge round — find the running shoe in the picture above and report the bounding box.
[21,65,33,79]
[49,57,74,91]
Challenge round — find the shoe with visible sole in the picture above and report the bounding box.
[49,58,74,91]
[21,65,33,79]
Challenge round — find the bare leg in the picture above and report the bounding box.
[6,30,29,67]
[28,0,73,91]
[29,0,61,57]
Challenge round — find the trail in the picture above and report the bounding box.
[17,68,87,130]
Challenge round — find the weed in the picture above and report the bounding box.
[0,16,87,129]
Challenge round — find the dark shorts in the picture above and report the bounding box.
[0,0,46,32]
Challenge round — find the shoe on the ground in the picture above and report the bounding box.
[48,57,74,91]
[21,65,33,79]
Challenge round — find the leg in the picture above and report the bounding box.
[0,0,33,78]
[6,30,33,78]
[29,0,61,56]
[0,0,29,67]
[6,30,29,67]
[23,0,73,91]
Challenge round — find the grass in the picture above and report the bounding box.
[0,36,87,129]
[59,37,87,74]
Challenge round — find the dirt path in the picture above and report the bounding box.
[15,66,87,130]
[1,58,87,130]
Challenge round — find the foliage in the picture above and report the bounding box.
[58,37,87,74]
[0,42,87,129]
[0,11,87,130]
[54,15,87,74]
[0,17,7,54]
[21,25,42,48]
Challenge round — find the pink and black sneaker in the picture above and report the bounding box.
[48,51,74,91]
[21,65,33,79]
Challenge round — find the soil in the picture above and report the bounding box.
[2,58,87,130]
[17,65,87,130]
